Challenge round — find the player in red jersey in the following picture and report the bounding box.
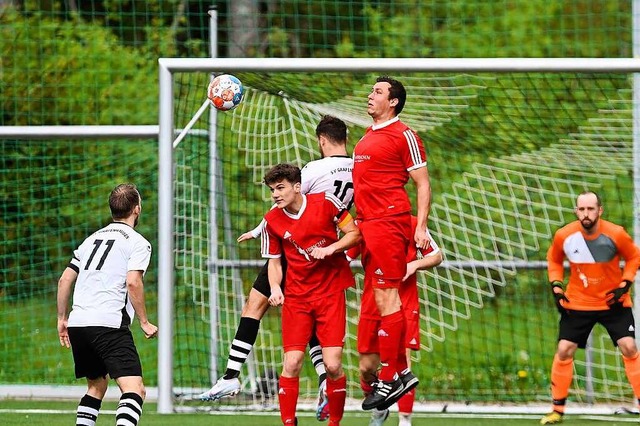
[541,191,640,425]
[199,116,353,421]
[352,76,432,410]
[262,163,361,426]
[347,217,442,426]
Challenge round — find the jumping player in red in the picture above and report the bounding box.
[347,217,442,426]
[262,163,361,426]
[352,76,431,410]
[541,191,640,425]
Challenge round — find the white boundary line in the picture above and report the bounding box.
[2,408,640,422]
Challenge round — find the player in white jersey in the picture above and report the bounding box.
[199,115,353,421]
[57,183,157,426]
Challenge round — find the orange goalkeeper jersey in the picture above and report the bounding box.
[547,219,640,311]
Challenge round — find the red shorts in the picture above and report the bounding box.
[359,214,412,289]
[282,290,346,352]
[360,274,421,322]
[357,311,421,353]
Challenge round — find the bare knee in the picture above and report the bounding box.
[374,287,401,316]
[324,361,343,380]
[86,376,109,400]
[116,376,146,400]
[618,337,638,358]
[282,352,304,377]
[556,340,578,361]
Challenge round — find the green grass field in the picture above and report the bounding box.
[1,400,639,425]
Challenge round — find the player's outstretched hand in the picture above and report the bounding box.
[57,318,70,348]
[268,286,284,306]
[237,231,255,243]
[141,321,158,339]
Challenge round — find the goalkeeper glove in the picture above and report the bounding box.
[606,280,632,308]
[550,281,569,313]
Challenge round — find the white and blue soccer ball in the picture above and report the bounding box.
[207,74,244,111]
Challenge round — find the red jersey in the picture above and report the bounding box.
[262,193,355,302]
[352,117,427,220]
[547,219,640,310]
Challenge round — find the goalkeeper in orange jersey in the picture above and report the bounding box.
[540,191,640,425]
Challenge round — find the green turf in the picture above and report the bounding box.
[0,400,638,425]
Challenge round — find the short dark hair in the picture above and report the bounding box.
[377,75,406,115]
[315,115,347,145]
[109,183,141,220]
[263,163,302,186]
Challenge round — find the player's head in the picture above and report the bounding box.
[575,191,602,231]
[264,164,302,211]
[315,115,347,157]
[109,183,142,226]
[371,76,406,116]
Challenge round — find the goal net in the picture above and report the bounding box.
[159,58,640,413]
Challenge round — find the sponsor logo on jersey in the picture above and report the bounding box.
[354,154,371,163]
[305,238,327,253]
[374,268,384,275]
[283,231,291,239]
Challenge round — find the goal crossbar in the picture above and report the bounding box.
[157,58,640,414]
[159,57,640,73]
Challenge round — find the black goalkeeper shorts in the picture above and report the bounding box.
[558,307,635,349]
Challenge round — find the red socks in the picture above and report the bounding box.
[327,375,347,423]
[378,310,405,381]
[278,376,299,425]
[397,387,415,414]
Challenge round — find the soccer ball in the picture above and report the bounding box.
[207,74,244,111]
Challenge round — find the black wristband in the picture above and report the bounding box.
[550,280,564,290]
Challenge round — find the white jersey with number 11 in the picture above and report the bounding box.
[67,222,152,329]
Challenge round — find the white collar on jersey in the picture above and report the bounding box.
[283,194,307,220]
[371,116,399,131]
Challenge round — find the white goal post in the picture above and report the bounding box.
[157,57,640,414]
